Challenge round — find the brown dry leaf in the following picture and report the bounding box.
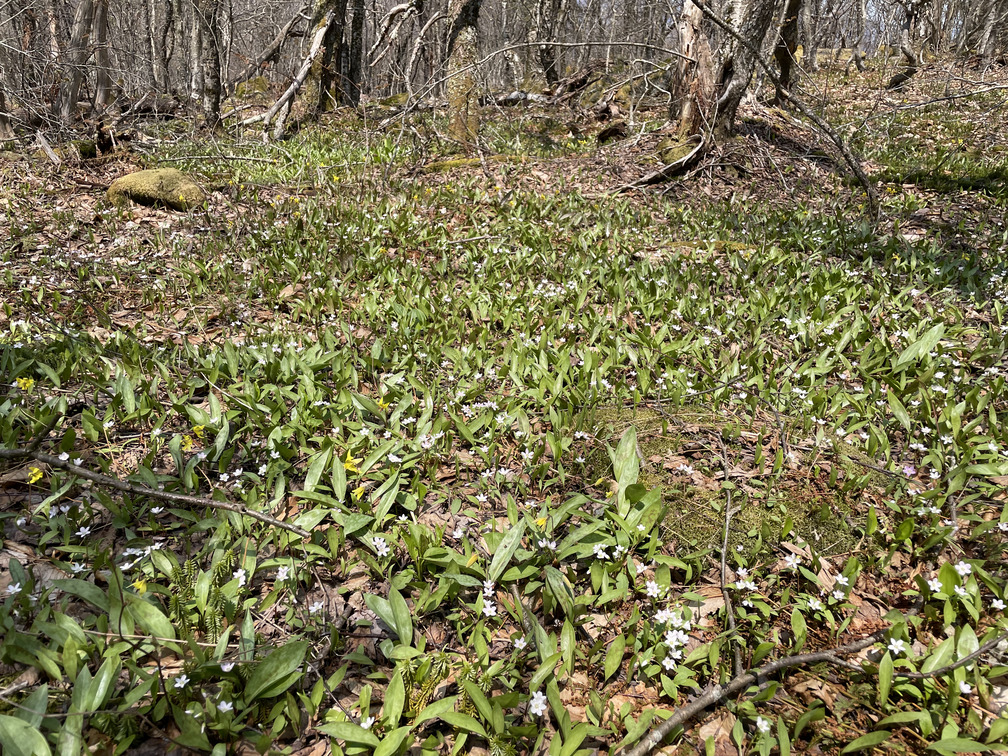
[697,711,739,756]
[689,584,726,628]
[291,741,329,756]
[278,282,304,300]
[792,677,836,709]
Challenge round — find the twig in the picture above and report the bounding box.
[619,628,889,756]
[0,448,310,538]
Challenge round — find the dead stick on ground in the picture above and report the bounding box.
[0,448,309,538]
[619,628,889,756]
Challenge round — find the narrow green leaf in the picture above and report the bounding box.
[316,720,380,747]
[244,641,308,702]
[604,634,626,681]
[840,730,892,754]
[384,669,405,727]
[878,651,893,708]
[389,588,413,646]
[487,519,526,584]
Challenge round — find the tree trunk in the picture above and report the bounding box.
[189,0,203,101]
[669,0,715,138]
[712,0,780,136]
[0,73,14,142]
[846,0,866,73]
[347,0,365,105]
[445,0,481,146]
[317,0,349,109]
[93,0,112,109]
[534,0,563,86]
[886,1,921,89]
[59,0,96,122]
[800,0,816,70]
[198,0,221,125]
[774,0,802,101]
[150,0,172,92]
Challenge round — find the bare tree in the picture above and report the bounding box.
[774,0,802,101]
[198,0,223,123]
[445,0,481,145]
[60,0,96,122]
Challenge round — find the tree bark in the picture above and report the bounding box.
[669,0,716,138]
[93,0,112,109]
[0,73,14,142]
[774,0,802,101]
[150,0,172,92]
[534,0,564,87]
[711,0,780,136]
[197,0,221,125]
[59,0,96,122]
[846,0,866,73]
[800,0,816,70]
[189,0,203,101]
[316,0,349,110]
[346,0,365,104]
[886,1,921,89]
[446,0,481,146]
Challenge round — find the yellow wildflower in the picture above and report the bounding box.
[28,466,43,484]
[132,578,147,596]
[16,376,35,392]
[352,484,366,501]
[343,449,361,474]
[181,435,194,451]
[191,425,205,439]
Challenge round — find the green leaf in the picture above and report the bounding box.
[304,447,332,493]
[316,720,380,747]
[544,566,575,618]
[878,651,893,708]
[52,579,109,612]
[614,426,639,516]
[374,725,413,756]
[964,463,1008,477]
[840,730,892,753]
[887,389,911,432]
[926,738,997,753]
[895,323,944,369]
[388,588,413,646]
[462,680,493,723]
[0,714,52,756]
[384,669,405,727]
[414,695,459,724]
[437,709,487,737]
[790,607,807,651]
[487,519,526,584]
[126,595,176,640]
[530,652,562,690]
[604,634,626,681]
[244,641,308,701]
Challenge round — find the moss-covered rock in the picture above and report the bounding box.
[107,168,205,211]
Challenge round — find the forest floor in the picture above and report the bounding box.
[1,55,1008,756]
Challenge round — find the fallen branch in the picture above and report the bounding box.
[227,3,310,93]
[619,627,889,756]
[0,448,310,538]
[241,9,336,129]
[615,134,704,190]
